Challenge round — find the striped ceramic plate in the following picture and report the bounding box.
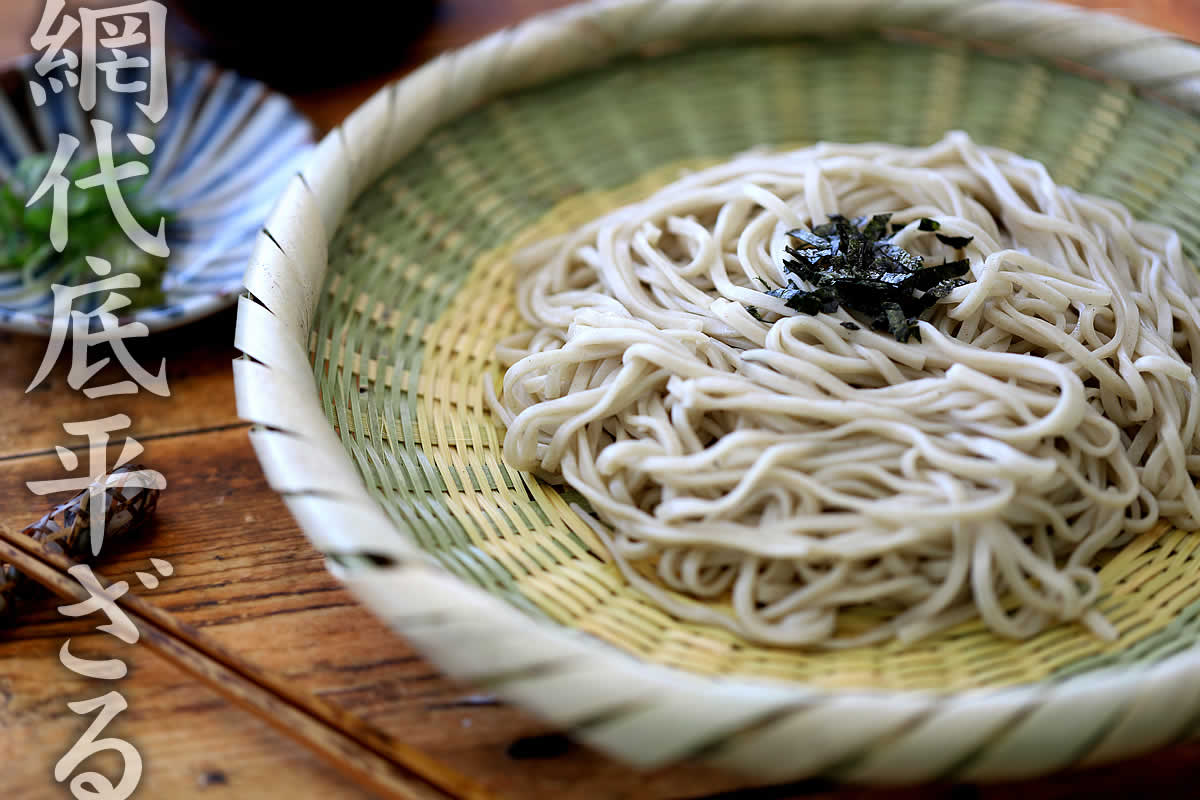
[0,56,314,335]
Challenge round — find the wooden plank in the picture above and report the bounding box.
[1069,0,1200,36]
[0,605,382,799]
[0,308,242,460]
[0,426,758,799]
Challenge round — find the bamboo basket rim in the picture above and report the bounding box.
[234,0,1200,782]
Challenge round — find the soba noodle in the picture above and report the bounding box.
[486,131,1200,648]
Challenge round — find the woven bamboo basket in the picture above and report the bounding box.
[234,0,1200,783]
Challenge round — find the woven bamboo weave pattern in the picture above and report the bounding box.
[315,39,1200,691]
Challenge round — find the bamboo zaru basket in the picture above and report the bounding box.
[234,0,1200,783]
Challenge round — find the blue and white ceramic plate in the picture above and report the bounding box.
[0,56,314,335]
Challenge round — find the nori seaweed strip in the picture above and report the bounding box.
[925,278,969,300]
[860,213,893,243]
[874,243,923,272]
[904,259,971,291]
[936,233,974,249]
[786,228,829,248]
[836,216,864,271]
[812,216,844,238]
[765,280,799,299]
[785,245,833,266]
[879,302,920,343]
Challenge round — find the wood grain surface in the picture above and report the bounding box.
[2,2,1200,799]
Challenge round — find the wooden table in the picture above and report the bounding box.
[3,2,1200,798]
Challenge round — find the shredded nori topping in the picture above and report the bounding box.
[753,213,973,342]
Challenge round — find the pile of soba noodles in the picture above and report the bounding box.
[486,131,1200,648]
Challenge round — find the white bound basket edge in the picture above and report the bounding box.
[234,0,1200,783]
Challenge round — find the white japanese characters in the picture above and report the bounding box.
[28,123,168,256]
[52,558,175,800]
[29,258,170,399]
[24,2,176,798]
[30,0,168,123]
